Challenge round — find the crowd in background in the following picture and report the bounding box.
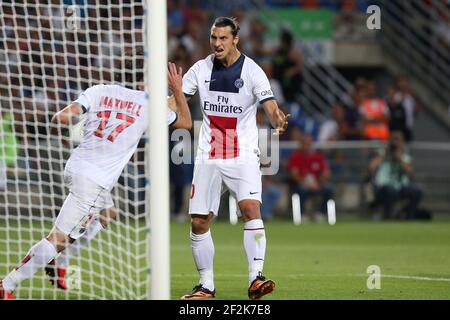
[0,0,427,221]
[165,0,423,221]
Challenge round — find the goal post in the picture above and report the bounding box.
[146,0,170,300]
[0,1,169,300]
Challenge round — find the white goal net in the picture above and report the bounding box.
[0,0,150,299]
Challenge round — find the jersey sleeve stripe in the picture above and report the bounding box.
[259,97,276,105]
[183,92,195,97]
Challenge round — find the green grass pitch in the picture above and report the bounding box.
[1,219,450,299]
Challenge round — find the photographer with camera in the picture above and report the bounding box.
[368,131,424,220]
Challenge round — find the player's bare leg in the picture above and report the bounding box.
[47,207,117,290]
[1,227,73,298]
[181,213,216,299]
[240,199,275,300]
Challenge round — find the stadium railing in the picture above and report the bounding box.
[379,0,450,117]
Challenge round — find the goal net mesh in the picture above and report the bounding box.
[0,0,149,299]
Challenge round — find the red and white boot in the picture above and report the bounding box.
[45,260,68,290]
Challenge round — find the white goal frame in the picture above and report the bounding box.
[147,0,170,300]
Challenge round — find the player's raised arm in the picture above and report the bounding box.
[261,99,290,135]
[50,102,85,135]
[168,62,192,130]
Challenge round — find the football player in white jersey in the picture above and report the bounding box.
[0,62,191,299]
[176,17,289,300]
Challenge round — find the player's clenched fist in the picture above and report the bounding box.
[168,62,183,93]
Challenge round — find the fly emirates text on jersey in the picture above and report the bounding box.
[203,95,243,114]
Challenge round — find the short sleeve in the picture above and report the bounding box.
[252,64,275,104]
[167,108,177,126]
[182,62,200,97]
[74,85,101,112]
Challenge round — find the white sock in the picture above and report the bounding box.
[191,230,215,291]
[3,238,57,292]
[244,219,266,285]
[56,218,104,268]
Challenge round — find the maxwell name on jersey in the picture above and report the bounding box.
[98,95,143,116]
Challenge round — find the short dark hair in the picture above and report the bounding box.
[213,17,240,37]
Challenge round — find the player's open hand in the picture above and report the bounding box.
[168,62,183,94]
[274,110,290,135]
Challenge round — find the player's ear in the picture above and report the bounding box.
[233,35,239,46]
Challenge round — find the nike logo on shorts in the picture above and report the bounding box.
[250,192,259,195]
[253,258,264,261]
[205,79,216,83]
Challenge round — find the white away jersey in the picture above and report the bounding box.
[67,84,177,190]
[183,54,275,160]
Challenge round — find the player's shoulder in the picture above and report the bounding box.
[242,54,256,66]
[242,55,264,73]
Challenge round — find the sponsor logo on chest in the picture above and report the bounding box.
[203,95,243,114]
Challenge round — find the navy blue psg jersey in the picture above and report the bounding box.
[183,54,275,160]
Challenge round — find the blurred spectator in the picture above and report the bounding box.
[288,133,333,221]
[318,103,345,142]
[290,105,320,140]
[170,43,192,77]
[359,81,390,141]
[168,0,184,37]
[317,104,346,177]
[180,20,209,63]
[394,77,416,141]
[339,79,366,140]
[368,131,424,220]
[386,85,410,142]
[230,7,252,43]
[341,92,363,140]
[334,0,358,39]
[181,0,209,26]
[241,17,270,64]
[272,29,304,106]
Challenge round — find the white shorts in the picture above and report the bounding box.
[54,169,114,239]
[188,158,262,216]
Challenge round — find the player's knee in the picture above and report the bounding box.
[46,228,71,253]
[239,200,261,221]
[191,214,212,234]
